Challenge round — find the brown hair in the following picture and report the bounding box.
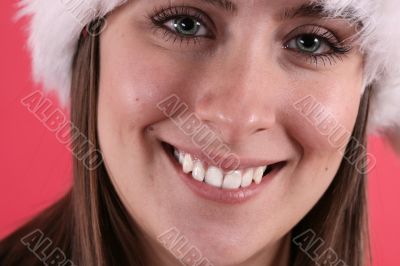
[0,31,371,266]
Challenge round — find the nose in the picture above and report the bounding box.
[195,49,278,144]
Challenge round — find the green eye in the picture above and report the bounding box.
[285,34,332,55]
[296,34,322,53]
[282,25,352,67]
[173,17,201,36]
[163,15,209,37]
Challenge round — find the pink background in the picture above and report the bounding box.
[1,1,399,265]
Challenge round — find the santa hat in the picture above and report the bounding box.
[17,0,400,153]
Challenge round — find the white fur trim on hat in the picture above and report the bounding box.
[17,0,127,104]
[17,0,400,153]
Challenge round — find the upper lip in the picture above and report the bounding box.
[164,141,286,171]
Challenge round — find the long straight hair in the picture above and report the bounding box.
[0,32,371,266]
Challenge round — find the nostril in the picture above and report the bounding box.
[254,127,269,134]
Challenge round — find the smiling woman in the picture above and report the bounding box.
[1,0,400,266]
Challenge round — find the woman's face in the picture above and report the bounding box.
[97,0,363,265]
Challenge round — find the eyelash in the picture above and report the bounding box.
[147,5,352,67]
[283,25,352,67]
[146,5,215,46]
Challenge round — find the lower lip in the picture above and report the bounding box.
[163,143,285,204]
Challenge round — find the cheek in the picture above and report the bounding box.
[98,30,199,130]
[283,73,362,158]
[274,76,364,221]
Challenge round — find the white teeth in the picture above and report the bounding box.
[174,148,180,162]
[192,160,205,182]
[178,151,185,164]
[253,166,267,184]
[205,166,224,188]
[173,148,273,189]
[182,153,194,174]
[222,170,242,189]
[174,148,185,164]
[241,168,254,188]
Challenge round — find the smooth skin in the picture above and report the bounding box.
[97,0,364,265]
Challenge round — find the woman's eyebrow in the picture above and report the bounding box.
[196,0,237,13]
[280,3,359,22]
[187,0,360,25]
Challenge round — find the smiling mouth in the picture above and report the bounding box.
[162,142,286,193]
